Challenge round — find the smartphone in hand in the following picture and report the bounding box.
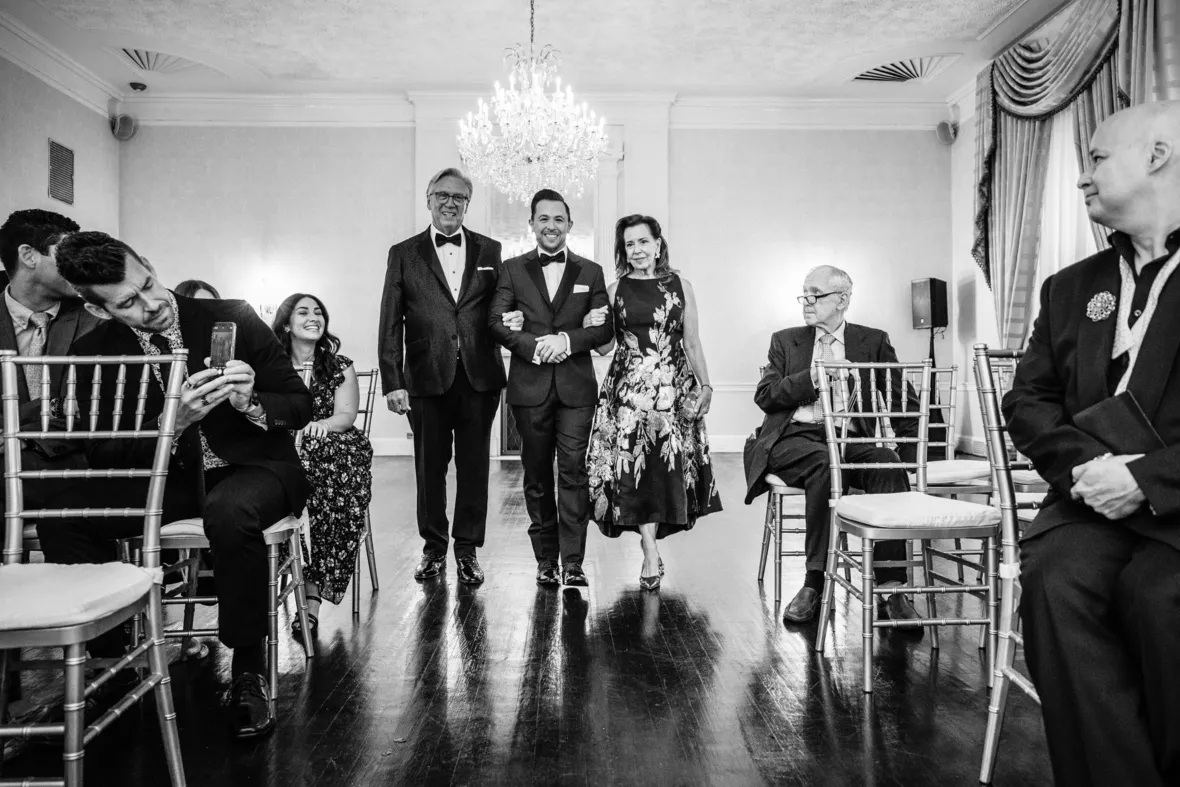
[209,321,237,371]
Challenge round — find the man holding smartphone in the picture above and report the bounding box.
[43,231,312,741]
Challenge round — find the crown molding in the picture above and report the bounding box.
[0,11,121,115]
[55,86,953,130]
[670,96,947,130]
[946,77,979,123]
[407,90,677,125]
[122,92,416,127]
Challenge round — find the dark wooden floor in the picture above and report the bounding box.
[10,455,1052,786]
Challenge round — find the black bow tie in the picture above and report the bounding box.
[435,232,461,248]
[539,251,566,266]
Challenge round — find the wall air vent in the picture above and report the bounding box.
[114,48,200,74]
[48,140,74,205]
[853,54,959,84]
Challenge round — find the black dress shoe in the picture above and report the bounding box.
[536,560,560,585]
[456,555,485,585]
[414,555,446,580]
[562,564,588,586]
[227,673,275,740]
[880,592,925,637]
[783,586,820,623]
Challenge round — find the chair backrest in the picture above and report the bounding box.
[354,369,379,439]
[972,344,1029,563]
[1,350,187,568]
[906,365,958,459]
[814,358,932,496]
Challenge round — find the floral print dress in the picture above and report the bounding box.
[587,274,722,539]
[297,354,374,605]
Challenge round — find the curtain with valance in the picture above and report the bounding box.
[971,0,1119,348]
[972,0,1178,348]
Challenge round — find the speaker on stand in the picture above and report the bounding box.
[912,278,949,458]
[911,277,948,367]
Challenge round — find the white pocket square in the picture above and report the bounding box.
[477,266,494,271]
[573,284,589,293]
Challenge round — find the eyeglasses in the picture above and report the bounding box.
[431,192,470,206]
[796,291,846,305]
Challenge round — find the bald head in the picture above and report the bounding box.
[1081,100,1180,233]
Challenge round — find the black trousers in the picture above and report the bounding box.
[765,422,908,583]
[512,385,594,566]
[36,463,290,650]
[408,361,500,559]
[1020,521,1180,787]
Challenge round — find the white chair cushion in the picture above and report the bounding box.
[1011,469,1046,486]
[836,491,1001,529]
[0,562,152,631]
[918,459,991,485]
[162,518,207,540]
[764,474,805,495]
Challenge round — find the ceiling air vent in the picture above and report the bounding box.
[114,48,199,74]
[853,54,959,84]
[48,140,74,205]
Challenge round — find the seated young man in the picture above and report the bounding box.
[43,231,312,740]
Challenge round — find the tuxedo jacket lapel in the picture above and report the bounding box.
[524,253,553,312]
[418,230,456,306]
[1076,256,1121,409]
[456,229,479,305]
[0,297,30,404]
[1127,268,1180,420]
[549,257,581,315]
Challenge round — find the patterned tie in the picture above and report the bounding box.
[23,312,52,398]
[811,333,836,421]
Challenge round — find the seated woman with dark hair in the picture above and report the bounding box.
[175,279,221,299]
[271,293,373,639]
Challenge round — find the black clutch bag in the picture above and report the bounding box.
[1072,391,1166,454]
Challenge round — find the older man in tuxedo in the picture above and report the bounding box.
[46,231,312,740]
[378,167,506,584]
[1004,100,1180,787]
[744,265,922,626]
[489,189,612,586]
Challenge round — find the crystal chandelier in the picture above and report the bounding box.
[457,0,609,203]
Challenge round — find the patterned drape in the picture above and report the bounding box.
[1119,0,1180,103]
[971,0,1119,348]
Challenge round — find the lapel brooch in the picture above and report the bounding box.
[1085,291,1116,322]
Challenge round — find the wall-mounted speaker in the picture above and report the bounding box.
[109,114,137,142]
[911,277,948,329]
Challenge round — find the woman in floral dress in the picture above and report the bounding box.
[584,215,722,590]
[272,293,374,639]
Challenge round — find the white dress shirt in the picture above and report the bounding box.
[430,224,465,301]
[4,287,61,357]
[532,247,571,363]
[793,321,847,424]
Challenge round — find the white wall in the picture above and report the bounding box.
[948,106,1001,455]
[670,128,954,450]
[118,126,416,453]
[0,57,120,234]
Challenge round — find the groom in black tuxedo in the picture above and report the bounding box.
[378,167,506,585]
[490,189,612,586]
[1003,100,1180,786]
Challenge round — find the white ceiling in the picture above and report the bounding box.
[0,0,1071,100]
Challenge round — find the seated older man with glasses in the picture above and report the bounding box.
[742,264,924,627]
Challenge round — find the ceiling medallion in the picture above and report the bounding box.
[457,0,609,203]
